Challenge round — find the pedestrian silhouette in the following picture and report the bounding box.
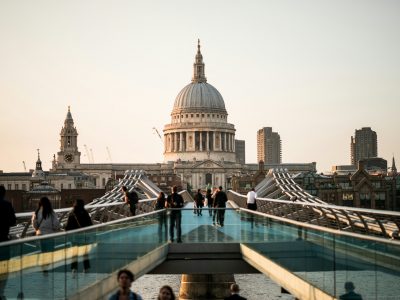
[339,282,363,300]
[65,199,93,274]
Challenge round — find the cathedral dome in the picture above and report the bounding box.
[172,82,226,114]
[171,40,227,115]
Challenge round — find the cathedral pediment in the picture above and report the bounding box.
[192,159,224,169]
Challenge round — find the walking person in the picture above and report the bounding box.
[215,186,228,227]
[32,196,61,238]
[158,285,176,300]
[31,197,61,273]
[194,189,204,216]
[121,186,139,216]
[224,283,247,300]
[206,188,213,217]
[246,187,257,228]
[0,186,16,299]
[212,187,219,226]
[166,186,184,243]
[339,282,363,300]
[108,269,143,300]
[65,199,93,274]
[155,192,168,242]
[0,186,16,243]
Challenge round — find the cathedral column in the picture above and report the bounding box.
[180,132,184,151]
[213,132,216,152]
[206,131,210,151]
[174,133,178,152]
[232,135,235,152]
[223,132,227,151]
[200,132,203,151]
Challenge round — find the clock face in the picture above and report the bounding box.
[64,153,74,163]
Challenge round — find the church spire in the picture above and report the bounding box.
[32,148,45,178]
[65,106,73,125]
[392,156,397,175]
[192,39,207,83]
[35,148,42,170]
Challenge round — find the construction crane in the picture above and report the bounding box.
[22,161,26,171]
[106,147,112,163]
[84,144,93,163]
[90,148,95,164]
[152,127,164,145]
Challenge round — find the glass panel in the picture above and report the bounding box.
[2,206,400,299]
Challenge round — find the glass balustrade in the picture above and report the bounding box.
[1,207,399,299]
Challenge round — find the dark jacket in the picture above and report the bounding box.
[339,291,363,300]
[65,209,93,230]
[0,199,16,242]
[194,192,204,207]
[215,190,228,207]
[167,193,184,212]
[0,199,17,242]
[224,294,247,300]
[155,196,166,210]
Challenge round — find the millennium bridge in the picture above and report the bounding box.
[1,170,400,299]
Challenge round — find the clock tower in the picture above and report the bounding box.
[57,106,81,169]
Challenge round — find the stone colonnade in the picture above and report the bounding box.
[165,131,235,153]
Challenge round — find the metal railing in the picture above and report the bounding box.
[228,189,400,240]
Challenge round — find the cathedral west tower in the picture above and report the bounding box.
[163,40,236,163]
[57,107,81,168]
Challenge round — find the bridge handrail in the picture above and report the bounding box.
[228,189,400,239]
[14,198,157,219]
[239,207,400,246]
[1,208,162,247]
[228,189,400,217]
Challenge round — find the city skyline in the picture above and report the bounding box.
[0,1,399,173]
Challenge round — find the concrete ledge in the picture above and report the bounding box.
[240,244,336,300]
[69,244,169,300]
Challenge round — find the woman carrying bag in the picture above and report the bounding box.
[32,196,61,237]
[31,196,61,273]
[65,199,93,274]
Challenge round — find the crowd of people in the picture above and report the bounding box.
[190,186,229,227]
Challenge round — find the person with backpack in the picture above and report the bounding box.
[166,186,184,243]
[121,186,139,216]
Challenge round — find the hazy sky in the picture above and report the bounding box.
[0,0,399,173]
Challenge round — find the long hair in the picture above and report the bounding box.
[35,196,53,219]
[158,285,175,300]
[157,192,165,200]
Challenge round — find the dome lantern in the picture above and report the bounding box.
[172,41,227,115]
[192,39,207,83]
